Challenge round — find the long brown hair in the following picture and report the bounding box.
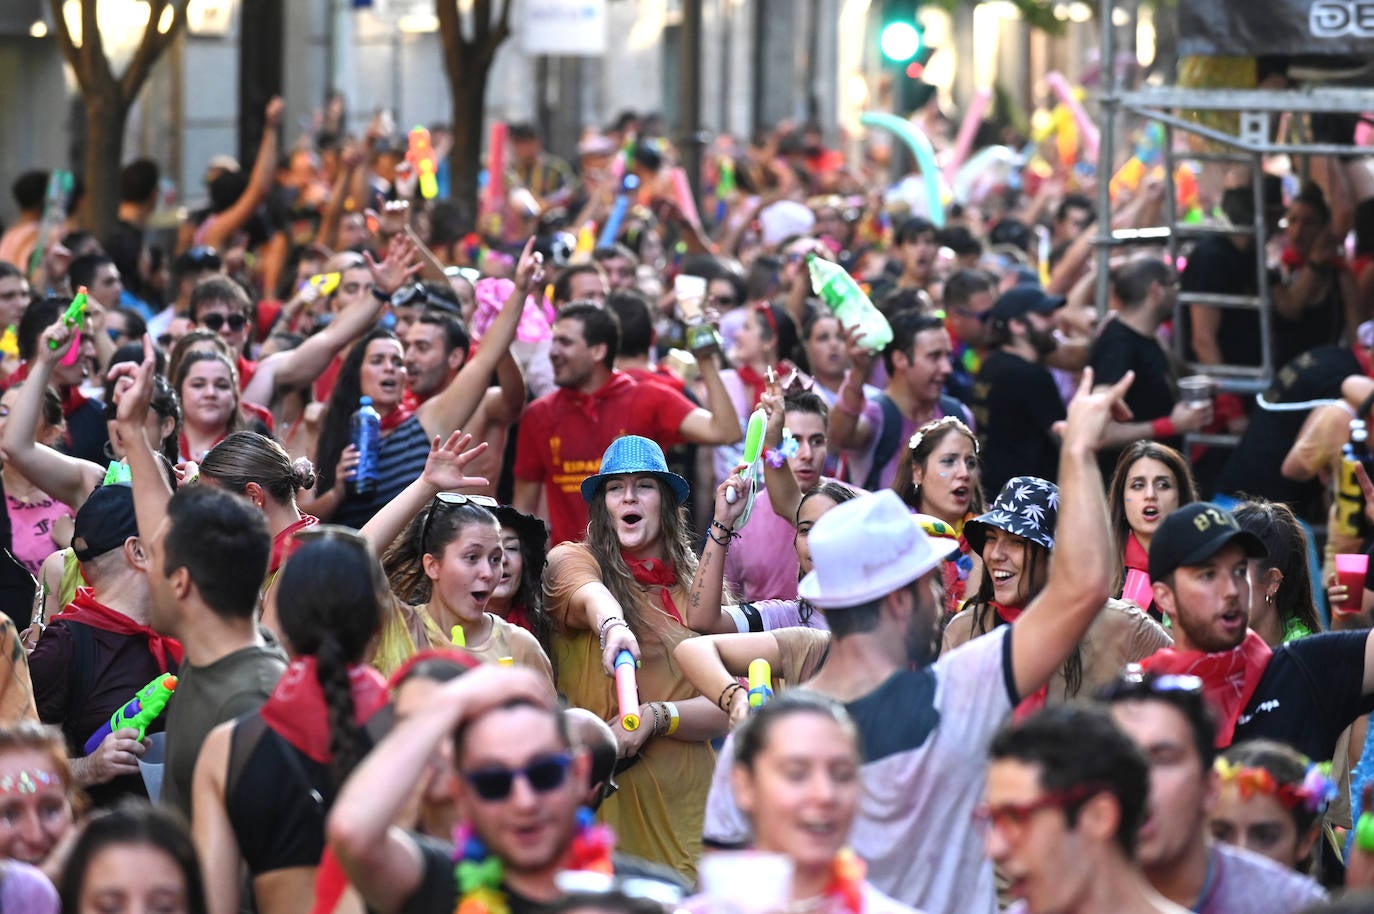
[585,479,699,641]
[1108,441,1198,593]
[892,416,986,517]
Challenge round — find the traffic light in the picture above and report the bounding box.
[879,0,934,114]
[879,0,923,63]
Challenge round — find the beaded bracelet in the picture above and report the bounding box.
[708,520,739,547]
[717,682,745,712]
[598,616,628,649]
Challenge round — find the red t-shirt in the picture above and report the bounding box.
[514,371,696,545]
[237,354,258,390]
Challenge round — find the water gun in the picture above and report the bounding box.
[0,326,17,364]
[747,659,773,709]
[598,174,639,248]
[308,272,340,296]
[715,158,736,224]
[83,673,177,755]
[408,126,439,199]
[50,287,87,367]
[724,407,768,528]
[614,650,640,731]
[29,170,73,281]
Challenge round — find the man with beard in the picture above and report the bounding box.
[696,368,1128,914]
[329,666,683,914]
[1103,669,1327,913]
[1140,502,1374,762]
[970,285,1067,496]
[1089,258,1212,475]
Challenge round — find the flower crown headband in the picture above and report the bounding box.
[1214,758,1337,814]
[909,415,978,455]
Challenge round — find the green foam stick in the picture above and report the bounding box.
[742,408,766,466]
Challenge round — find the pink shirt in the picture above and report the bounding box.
[7,494,72,576]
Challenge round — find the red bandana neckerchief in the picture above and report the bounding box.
[1140,629,1273,747]
[269,514,320,576]
[1124,532,1150,573]
[60,587,183,672]
[179,429,227,463]
[621,551,681,623]
[989,602,1049,721]
[559,371,635,424]
[379,401,414,433]
[259,657,388,765]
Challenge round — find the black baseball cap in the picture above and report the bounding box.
[1147,502,1267,582]
[990,285,1065,325]
[72,484,140,563]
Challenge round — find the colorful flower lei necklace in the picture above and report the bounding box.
[452,808,615,914]
[825,848,867,914]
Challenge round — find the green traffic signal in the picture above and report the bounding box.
[880,21,922,62]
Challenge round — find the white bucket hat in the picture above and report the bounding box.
[797,490,945,609]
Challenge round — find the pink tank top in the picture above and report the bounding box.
[7,494,73,576]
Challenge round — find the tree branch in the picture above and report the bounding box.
[47,0,84,85]
[81,0,115,89]
[120,0,189,101]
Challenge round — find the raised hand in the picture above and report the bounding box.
[419,432,490,492]
[364,231,422,296]
[513,237,546,295]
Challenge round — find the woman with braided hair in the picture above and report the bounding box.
[189,526,389,914]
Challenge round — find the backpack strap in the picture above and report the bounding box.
[865,393,906,491]
[938,394,969,428]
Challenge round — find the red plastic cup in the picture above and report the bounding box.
[1335,553,1369,616]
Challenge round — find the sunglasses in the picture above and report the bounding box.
[463,753,572,802]
[201,313,248,333]
[1100,666,1203,701]
[707,294,737,307]
[420,492,500,555]
[391,283,429,308]
[973,783,1105,842]
[185,245,222,269]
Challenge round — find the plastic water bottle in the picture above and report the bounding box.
[806,254,893,352]
[350,396,381,495]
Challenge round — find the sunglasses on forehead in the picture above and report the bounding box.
[1099,666,1203,701]
[420,492,501,554]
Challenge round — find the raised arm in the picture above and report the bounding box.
[673,631,785,729]
[113,336,176,541]
[3,321,105,510]
[1010,368,1130,699]
[678,346,743,445]
[686,465,750,634]
[827,326,877,450]
[416,238,543,437]
[358,432,488,551]
[328,666,553,914]
[250,238,421,402]
[202,98,283,250]
[192,724,243,914]
[758,379,804,526]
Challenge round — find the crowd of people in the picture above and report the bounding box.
[1,87,1374,914]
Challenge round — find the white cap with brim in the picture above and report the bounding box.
[797,490,946,609]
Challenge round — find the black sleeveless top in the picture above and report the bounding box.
[225,713,372,875]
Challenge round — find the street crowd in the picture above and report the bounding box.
[1,86,1374,914]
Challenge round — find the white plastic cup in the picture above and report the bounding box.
[697,851,794,914]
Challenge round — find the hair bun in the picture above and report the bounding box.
[290,457,318,492]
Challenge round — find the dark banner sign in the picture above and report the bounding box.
[1179,0,1374,56]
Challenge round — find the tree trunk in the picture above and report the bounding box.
[83,93,129,242]
[448,61,489,230]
